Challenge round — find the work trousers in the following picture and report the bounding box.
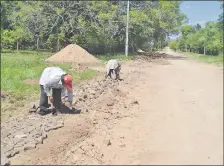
[39,85,62,112]
[106,68,119,79]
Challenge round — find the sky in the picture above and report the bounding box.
[170,1,222,39]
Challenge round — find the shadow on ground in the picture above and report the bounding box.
[59,106,81,114]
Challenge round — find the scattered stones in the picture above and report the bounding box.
[107,101,114,107]
[36,137,44,144]
[14,143,24,149]
[89,90,96,95]
[131,100,139,105]
[2,73,125,160]
[93,120,98,125]
[1,114,63,158]
[24,144,36,151]
[29,108,37,113]
[15,134,27,139]
[1,155,11,166]
[107,140,112,146]
[6,149,19,158]
[41,132,48,140]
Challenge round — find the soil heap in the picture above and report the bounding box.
[46,44,99,65]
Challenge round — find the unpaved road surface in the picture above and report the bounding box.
[3,48,223,165]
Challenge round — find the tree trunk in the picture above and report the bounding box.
[160,39,162,49]
[17,40,19,53]
[204,46,206,55]
[37,37,39,50]
[57,38,60,52]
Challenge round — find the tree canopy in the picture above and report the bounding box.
[169,21,223,56]
[1,1,186,54]
[169,2,223,56]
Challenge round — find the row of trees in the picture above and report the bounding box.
[1,1,186,54]
[169,3,223,56]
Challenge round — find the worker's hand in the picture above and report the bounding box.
[49,96,54,103]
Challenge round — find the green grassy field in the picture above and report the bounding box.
[183,52,223,66]
[1,50,97,102]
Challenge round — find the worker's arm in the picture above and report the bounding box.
[67,88,73,102]
[67,88,73,109]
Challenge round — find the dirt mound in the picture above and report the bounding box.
[46,44,99,65]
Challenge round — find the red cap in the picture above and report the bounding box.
[64,74,72,88]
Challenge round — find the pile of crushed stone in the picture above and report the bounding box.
[46,44,100,65]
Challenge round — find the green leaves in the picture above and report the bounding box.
[172,21,223,55]
[2,1,186,53]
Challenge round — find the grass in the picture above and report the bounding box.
[182,52,223,66]
[96,53,134,62]
[1,50,97,103]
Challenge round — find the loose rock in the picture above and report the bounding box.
[41,132,48,140]
[107,101,114,107]
[6,149,19,158]
[15,134,27,139]
[29,108,37,113]
[132,100,139,104]
[24,144,36,151]
[36,137,43,144]
[89,90,96,95]
[107,140,112,146]
[1,155,11,166]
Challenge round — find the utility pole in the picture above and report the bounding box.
[125,0,130,57]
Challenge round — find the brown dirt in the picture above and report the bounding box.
[46,44,100,65]
[1,90,8,98]
[24,78,39,85]
[4,47,223,165]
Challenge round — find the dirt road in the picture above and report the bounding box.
[8,48,223,165]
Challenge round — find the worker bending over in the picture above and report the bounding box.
[105,59,121,80]
[39,67,73,115]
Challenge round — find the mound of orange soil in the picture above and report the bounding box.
[46,44,99,65]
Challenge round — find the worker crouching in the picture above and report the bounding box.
[105,59,121,80]
[39,67,73,115]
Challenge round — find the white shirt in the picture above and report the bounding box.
[39,67,73,102]
[106,59,121,75]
